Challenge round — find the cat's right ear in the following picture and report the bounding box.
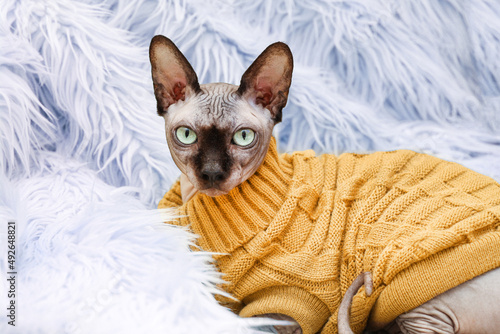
[149,35,200,115]
[237,42,293,123]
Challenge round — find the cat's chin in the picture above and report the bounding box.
[199,188,230,197]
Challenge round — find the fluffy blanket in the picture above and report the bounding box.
[1,0,499,333]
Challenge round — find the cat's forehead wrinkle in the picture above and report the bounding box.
[195,83,240,119]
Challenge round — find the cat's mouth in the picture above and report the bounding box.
[185,168,241,197]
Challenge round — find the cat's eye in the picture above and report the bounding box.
[176,126,197,145]
[233,129,255,147]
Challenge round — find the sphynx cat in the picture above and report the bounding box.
[150,35,500,334]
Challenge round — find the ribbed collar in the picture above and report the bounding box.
[183,137,295,254]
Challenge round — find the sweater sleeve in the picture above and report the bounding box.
[239,286,331,334]
[158,179,183,208]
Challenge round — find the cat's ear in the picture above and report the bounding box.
[237,42,293,123]
[149,35,200,115]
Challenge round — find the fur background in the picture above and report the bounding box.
[1,0,499,333]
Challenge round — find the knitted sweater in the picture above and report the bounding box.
[158,137,500,334]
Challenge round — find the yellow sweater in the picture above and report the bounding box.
[158,138,500,334]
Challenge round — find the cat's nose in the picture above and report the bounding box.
[201,170,225,186]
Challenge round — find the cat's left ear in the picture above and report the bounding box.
[237,42,293,123]
[149,35,200,115]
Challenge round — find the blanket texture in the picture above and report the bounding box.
[1,0,499,333]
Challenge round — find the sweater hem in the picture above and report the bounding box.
[367,231,500,329]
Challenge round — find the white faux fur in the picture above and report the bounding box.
[0,156,275,333]
[0,0,499,333]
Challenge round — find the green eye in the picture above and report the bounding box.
[176,126,197,145]
[233,129,255,147]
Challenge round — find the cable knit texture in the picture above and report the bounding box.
[158,138,500,334]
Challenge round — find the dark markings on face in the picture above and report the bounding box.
[193,125,233,187]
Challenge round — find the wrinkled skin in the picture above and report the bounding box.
[150,35,292,202]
